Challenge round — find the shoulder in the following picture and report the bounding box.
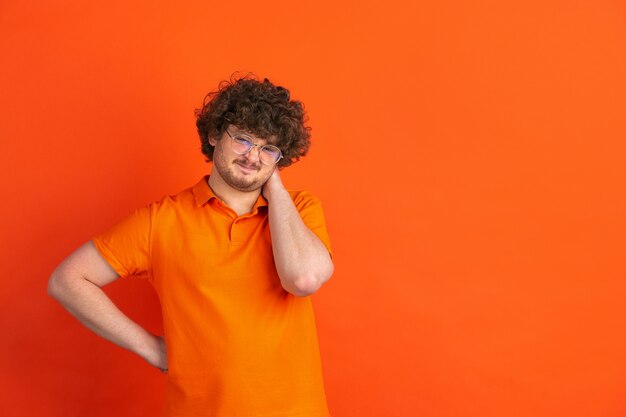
[287,190,323,211]
[147,182,200,216]
[163,184,197,205]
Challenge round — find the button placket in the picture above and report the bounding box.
[230,218,243,245]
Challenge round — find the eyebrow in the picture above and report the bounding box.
[231,129,258,140]
[232,129,278,146]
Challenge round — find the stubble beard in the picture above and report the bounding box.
[215,158,270,192]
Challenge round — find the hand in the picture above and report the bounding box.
[262,168,285,201]
[140,334,168,373]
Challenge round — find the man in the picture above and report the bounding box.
[48,76,334,417]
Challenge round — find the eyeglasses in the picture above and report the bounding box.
[225,129,283,165]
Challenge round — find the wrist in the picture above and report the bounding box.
[265,182,288,202]
[132,329,157,358]
[263,173,286,201]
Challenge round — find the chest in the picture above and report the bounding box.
[150,207,277,296]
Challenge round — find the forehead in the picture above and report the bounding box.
[229,125,279,146]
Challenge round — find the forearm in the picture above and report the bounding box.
[48,272,157,362]
[267,187,334,296]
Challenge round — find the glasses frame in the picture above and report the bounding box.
[225,129,283,166]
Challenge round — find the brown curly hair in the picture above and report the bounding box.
[195,74,311,168]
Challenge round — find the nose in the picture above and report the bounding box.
[243,144,261,164]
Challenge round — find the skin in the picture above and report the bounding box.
[207,126,277,215]
[47,242,168,371]
[210,126,334,295]
[47,125,334,372]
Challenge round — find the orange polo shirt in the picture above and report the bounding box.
[92,176,332,417]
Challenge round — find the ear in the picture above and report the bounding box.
[209,136,217,146]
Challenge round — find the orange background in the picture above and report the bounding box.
[1,1,626,416]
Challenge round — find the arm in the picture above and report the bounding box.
[47,241,167,371]
[263,170,334,297]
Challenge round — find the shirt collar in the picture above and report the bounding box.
[192,175,217,206]
[192,175,269,211]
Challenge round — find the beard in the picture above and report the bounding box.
[214,155,271,192]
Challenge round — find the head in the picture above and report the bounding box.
[195,75,311,169]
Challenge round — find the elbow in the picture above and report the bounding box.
[47,268,76,301]
[288,278,322,297]
[47,271,64,300]
[284,263,334,297]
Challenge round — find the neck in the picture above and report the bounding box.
[208,169,261,216]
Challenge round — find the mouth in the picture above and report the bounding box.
[235,161,260,174]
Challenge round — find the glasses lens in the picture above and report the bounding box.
[260,146,282,165]
[231,136,253,154]
[228,131,282,165]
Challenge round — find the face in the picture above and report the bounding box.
[209,126,277,192]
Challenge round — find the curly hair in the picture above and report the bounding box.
[195,74,311,168]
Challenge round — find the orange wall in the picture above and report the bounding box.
[1,1,626,416]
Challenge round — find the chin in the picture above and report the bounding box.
[233,183,262,192]
[227,177,264,192]
[217,164,269,192]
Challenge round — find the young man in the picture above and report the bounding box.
[48,76,334,417]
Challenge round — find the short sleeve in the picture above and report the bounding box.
[293,192,333,258]
[92,204,153,280]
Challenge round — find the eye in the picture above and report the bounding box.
[234,136,253,148]
[261,146,282,159]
